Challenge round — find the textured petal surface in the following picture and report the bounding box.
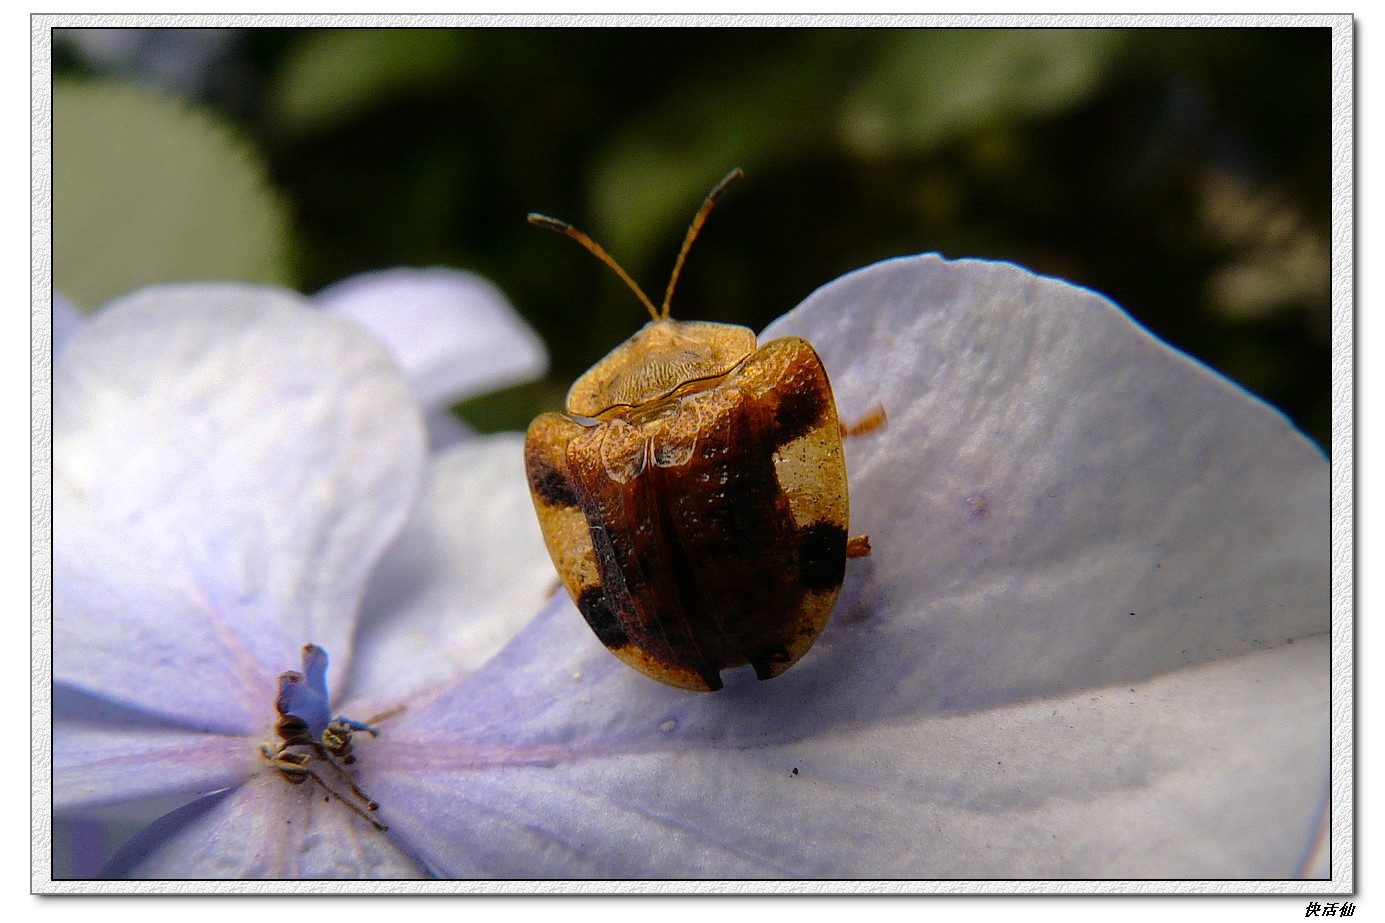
[55,729,252,814]
[103,773,430,879]
[54,684,257,812]
[54,283,427,731]
[363,255,1328,878]
[370,597,1327,878]
[342,433,555,706]
[764,255,1329,703]
[316,267,547,409]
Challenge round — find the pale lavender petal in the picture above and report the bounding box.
[363,255,1327,878]
[316,267,547,409]
[55,283,426,729]
[423,406,473,451]
[52,793,209,879]
[53,291,85,358]
[54,678,255,813]
[103,773,430,879]
[763,254,1329,701]
[1300,804,1332,878]
[368,597,1327,878]
[342,433,554,707]
[54,722,253,813]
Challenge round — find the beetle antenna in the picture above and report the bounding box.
[659,167,743,320]
[528,212,661,322]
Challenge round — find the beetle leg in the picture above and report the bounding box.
[840,406,887,439]
[846,534,872,558]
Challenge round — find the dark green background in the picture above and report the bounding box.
[54,26,1333,450]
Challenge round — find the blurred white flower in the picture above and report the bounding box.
[314,268,547,447]
[55,266,546,448]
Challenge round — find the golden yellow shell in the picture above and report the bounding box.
[526,325,850,691]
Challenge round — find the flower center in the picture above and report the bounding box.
[260,643,389,832]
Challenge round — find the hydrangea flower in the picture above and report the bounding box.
[313,268,546,448]
[52,278,555,878]
[54,267,546,447]
[50,255,1328,882]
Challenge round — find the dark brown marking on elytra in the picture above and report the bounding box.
[797,522,848,592]
[526,453,580,508]
[573,382,804,681]
[576,585,629,649]
[578,475,718,680]
[588,515,650,599]
[772,378,828,446]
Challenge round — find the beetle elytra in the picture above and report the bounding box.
[524,169,875,691]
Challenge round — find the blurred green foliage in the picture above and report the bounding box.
[52,25,1332,449]
[53,78,293,306]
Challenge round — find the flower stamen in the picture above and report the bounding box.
[261,644,390,832]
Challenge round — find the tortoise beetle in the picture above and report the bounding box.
[524,169,875,691]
